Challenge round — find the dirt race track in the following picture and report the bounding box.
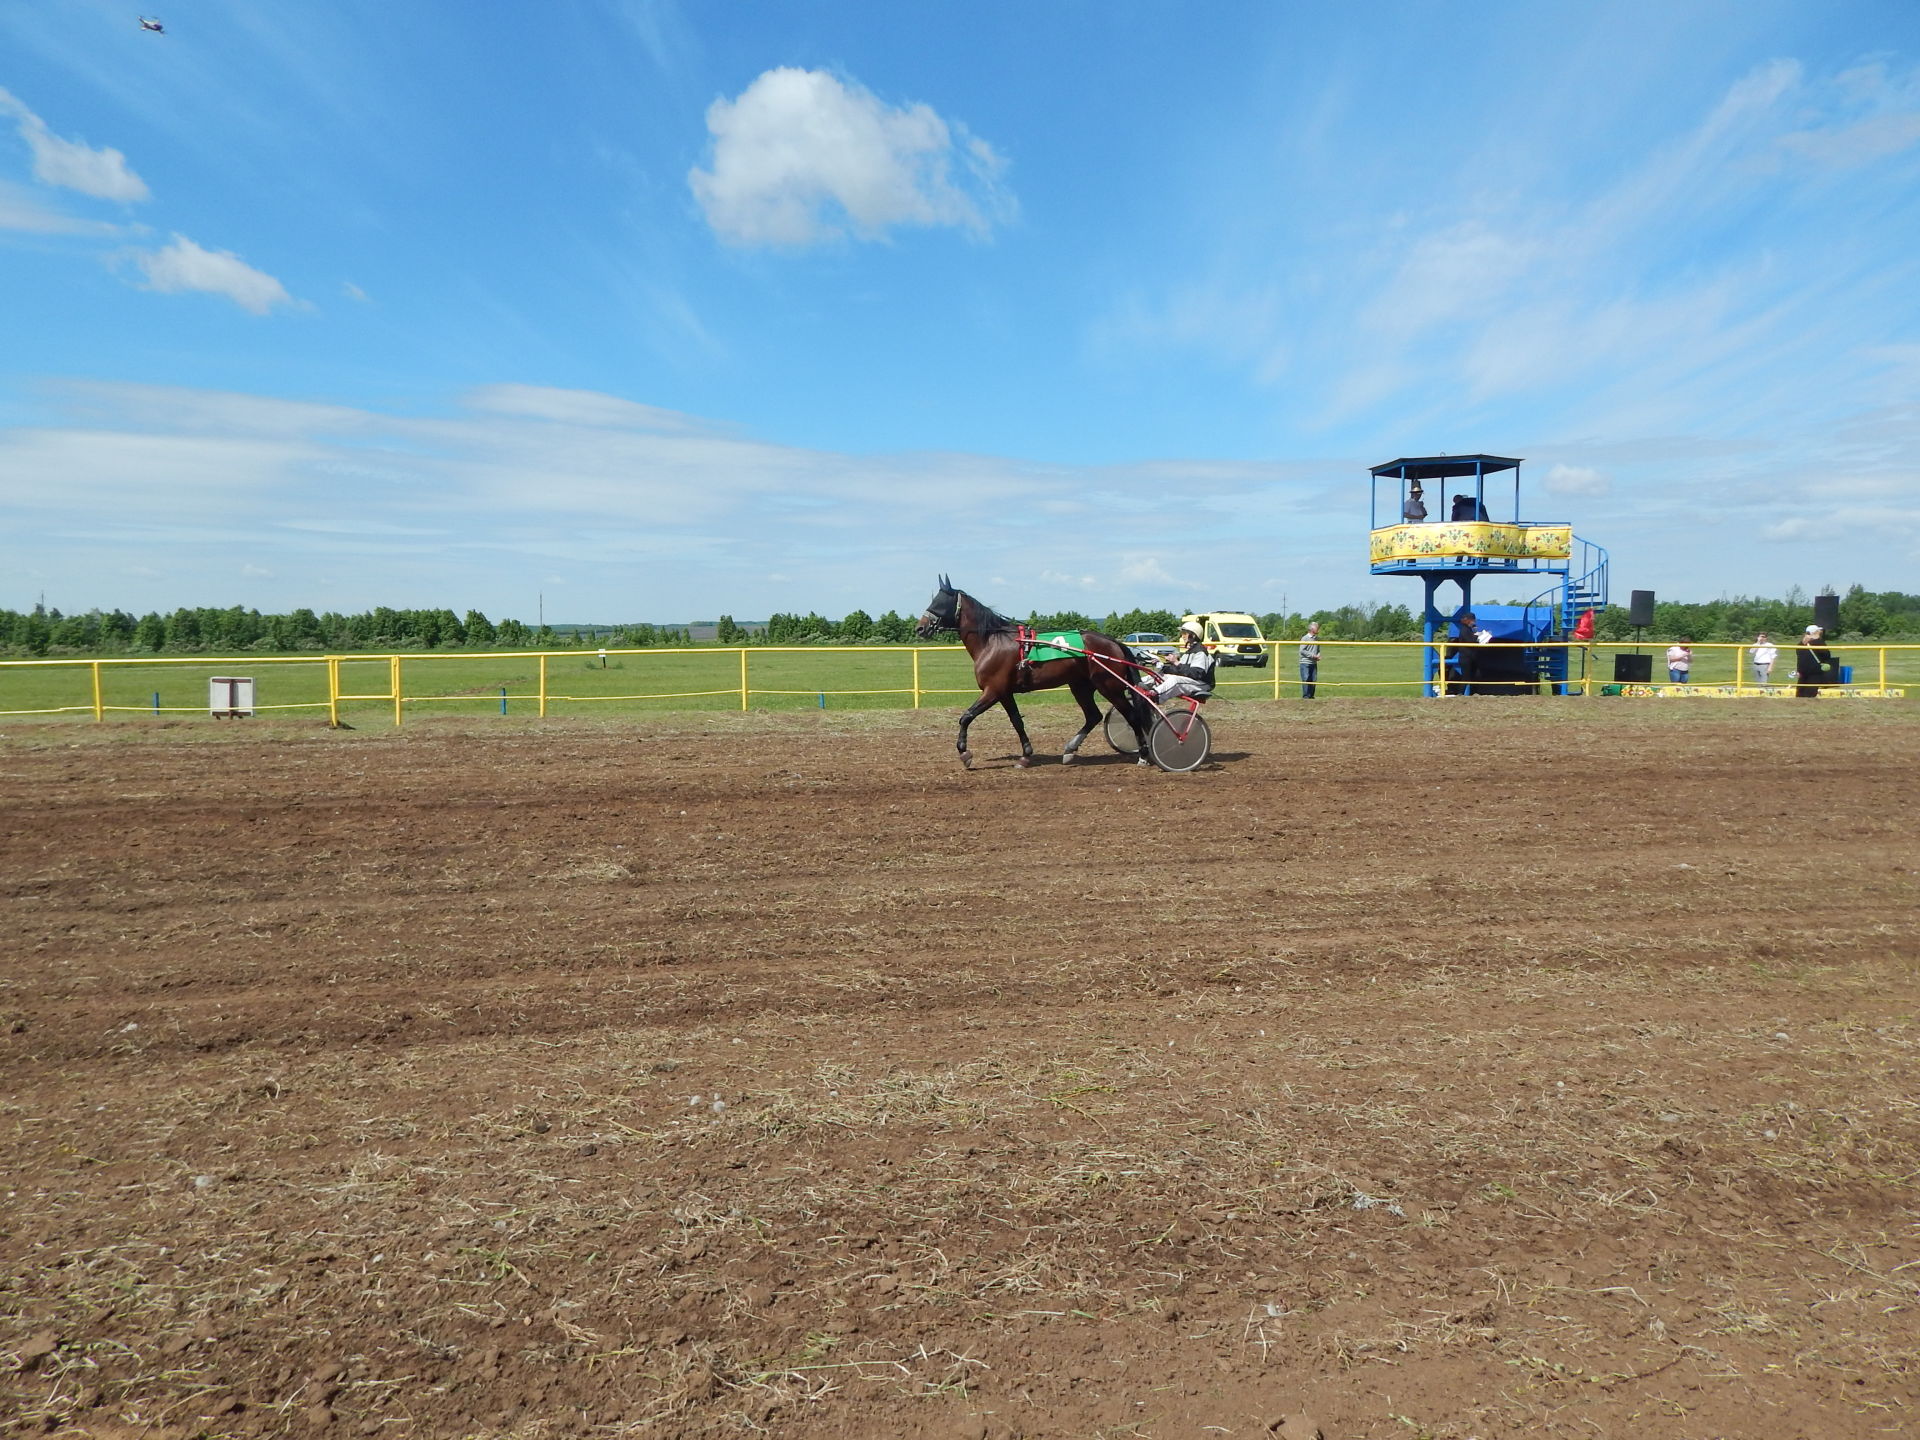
[3,700,1918,1440]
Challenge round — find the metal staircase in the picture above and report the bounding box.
[1528,537,1609,691]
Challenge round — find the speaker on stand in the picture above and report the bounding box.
[1628,589,1655,658]
[1813,593,1841,632]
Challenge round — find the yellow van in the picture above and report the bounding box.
[1182,612,1269,667]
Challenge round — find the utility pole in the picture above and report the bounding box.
[538,592,544,627]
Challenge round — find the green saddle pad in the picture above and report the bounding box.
[1027,630,1085,663]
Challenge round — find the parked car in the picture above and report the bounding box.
[1120,631,1179,664]
[1181,612,1270,666]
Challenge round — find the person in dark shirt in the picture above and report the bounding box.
[1794,625,1836,698]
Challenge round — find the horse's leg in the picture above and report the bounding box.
[1060,676,1103,762]
[1094,667,1155,761]
[956,693,996,769]
[999,695,1035,767]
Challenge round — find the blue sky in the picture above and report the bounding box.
[2,0,1917,624]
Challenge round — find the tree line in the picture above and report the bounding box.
[0,605,681,657]
[1,585,1914,657]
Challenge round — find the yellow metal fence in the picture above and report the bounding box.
[0,640,1912,724]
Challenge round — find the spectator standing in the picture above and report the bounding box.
[1402,480,1428,521]
[1298,622,1322,699]
[1450,612,1491,693]
[1794,625,1835,699]
[1749,632,1778,686]
[1665,639,1693,684]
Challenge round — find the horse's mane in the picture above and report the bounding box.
[958,591,1019,636]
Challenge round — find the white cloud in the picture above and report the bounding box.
[1780,111,1920,167]
[342,280,369,302]
[0,180,125,235]
[689,68,1013,246]
[6,377,1913,618]
[131,234,296,314]
[1115,556,1196,590]
[0,86,150,202]
[1542,464,1612,497]
[467,383,711,434]
[1777,60,1920,167]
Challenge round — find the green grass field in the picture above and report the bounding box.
[1,640,1914,725]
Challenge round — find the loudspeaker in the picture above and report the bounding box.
[1613,653,1653,683]
[1813,593,1841,630]
[1628,590,1656,628]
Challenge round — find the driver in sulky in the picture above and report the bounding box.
[1151,621,1217,702]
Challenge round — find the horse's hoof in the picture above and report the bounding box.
[960,750,974,770]
[1137,758,1152,767]
[1015,756,1032,769]
[1061,751,1076,765]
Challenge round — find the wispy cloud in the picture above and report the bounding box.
[130,234,297,314]
[0,85,150,201]
[1104,54,1920,456]
[1542,464,1610,497]
[0,380,1324,614]
[689,68,1014,246]
[0,179,126,235]
[1776,60,1920,168]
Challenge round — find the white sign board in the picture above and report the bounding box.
[209,676,255,717]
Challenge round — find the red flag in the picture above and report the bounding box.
[1572,609,1596,641]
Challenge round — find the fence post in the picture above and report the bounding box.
[392,655,403,728]
[327,657,340,728]
[538,654,548,718]
[91,662,103,722]
[912,648,922,709]
[740,647,749,711]
[1879,646,1886,692]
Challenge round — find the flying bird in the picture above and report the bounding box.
[138,16,165,32]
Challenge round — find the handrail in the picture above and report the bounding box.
[0,638,1911,723]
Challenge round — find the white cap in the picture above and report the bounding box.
[1804,624,1821,635]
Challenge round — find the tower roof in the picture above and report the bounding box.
[1370,454,1522,480]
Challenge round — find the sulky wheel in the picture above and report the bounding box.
[1147,710,1211,772]
[1104,706,1142,755]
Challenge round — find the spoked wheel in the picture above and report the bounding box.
[1148,709,1212,772]
[1104,706,1141,755]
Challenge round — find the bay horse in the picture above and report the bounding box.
[916,576,1151,768]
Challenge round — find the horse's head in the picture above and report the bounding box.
[916,575,959,638]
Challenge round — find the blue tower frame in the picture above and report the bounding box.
[1369,455,1608,695]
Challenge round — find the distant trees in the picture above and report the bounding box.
[763,610,914,643]
[0,604,541,656]
[3,586,1916,657]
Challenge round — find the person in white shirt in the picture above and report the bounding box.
[1749,633,1778,686]
[1154,621,1217,703]
[1665,639,1692,684]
